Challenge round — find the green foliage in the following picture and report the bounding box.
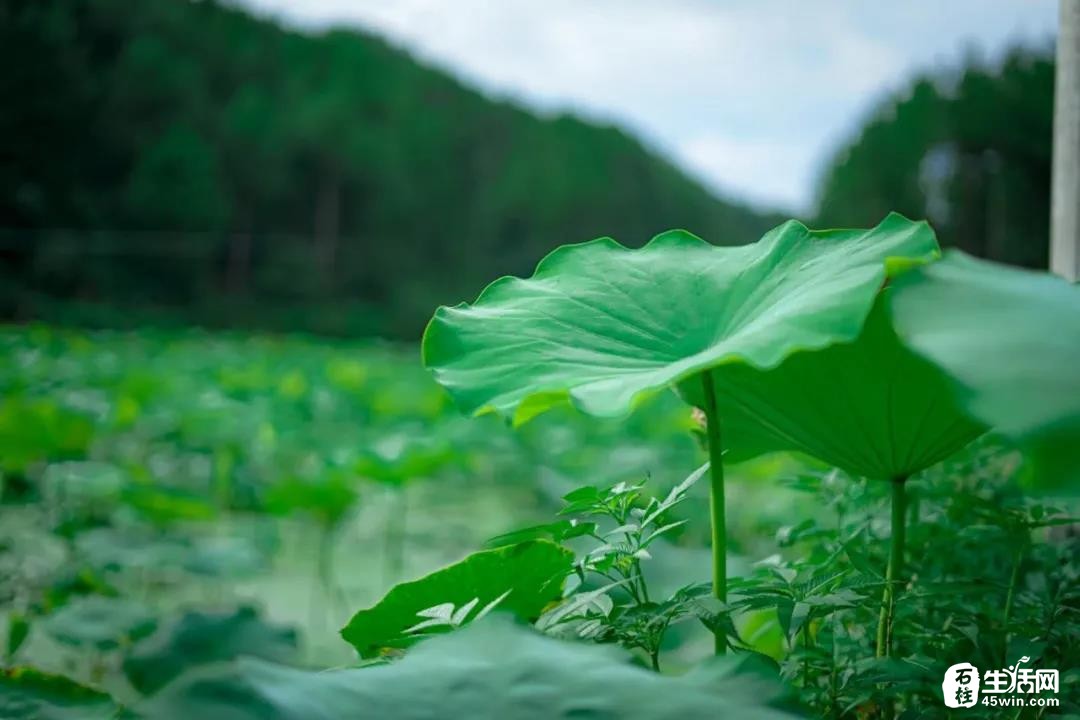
[494,445,1079,718]
[6,615,30,661]
[424,213,948,653]
[263,472,358,526]
[892,251,1080,490]
[424,213,936,423]
[2,198,1079,720]
[354,431,462,486]
[1,0,778,335]
[123,606,297,695]
[681,295,986,480]
[144,617,798,720]
[341,541,574,657]
[816,50,1053,269]
[421,210,1078,716]
[521,466,732,670]
[0,667,122,720]
[0,398,94,476]
[40,596,157,651]
[123,123,230,232]
[744,451,1080,718]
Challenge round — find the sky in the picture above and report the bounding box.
[238,0,1057,213]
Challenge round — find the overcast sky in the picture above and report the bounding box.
[238,0,1057,213]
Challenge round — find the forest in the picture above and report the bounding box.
[0,0,1058,335]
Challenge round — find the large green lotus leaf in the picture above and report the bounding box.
[144,617,798,720]
[890,251,1080,490]
[680,294,987,480]
[0,667,122,720]
[341,540,573,657]
[423,213,938,424]
[123,606,298,695]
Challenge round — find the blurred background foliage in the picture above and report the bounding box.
[0,0,1055,337]
[0,0,776,337]
[0,1,1076,714]
[815,51,1054,270]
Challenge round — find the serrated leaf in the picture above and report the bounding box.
[642,520,689,548]
[538,579,628,631]
[485,521,584,548]
[787,602,812,642]
[641,462,708,527]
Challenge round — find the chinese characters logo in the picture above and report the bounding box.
[943,657,1060,709]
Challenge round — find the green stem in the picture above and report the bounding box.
[801,622,812,688]
[876,476,908,659]
[384,486,408,585]
[1001,543,1024,663]
[700,371,727,655]
[317,520,345,616]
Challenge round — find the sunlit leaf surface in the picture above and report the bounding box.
[424,213,937,424]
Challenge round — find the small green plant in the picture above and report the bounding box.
[490,464,726,670]
[479,443,1079,717]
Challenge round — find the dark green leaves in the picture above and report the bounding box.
[682,296,986,480]
[41,596,157,651]
[146,618,799,720]
[424,214,938,424]
[341,541,574,657]
[123,606,298,695]
[0,668,121,720]
[891,251,1080,490]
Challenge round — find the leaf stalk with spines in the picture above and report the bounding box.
[875,475,908,659]
[700,370,727,655]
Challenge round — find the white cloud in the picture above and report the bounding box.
[676,134,817,210]
[238,0,1057,213]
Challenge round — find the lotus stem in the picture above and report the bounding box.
[384,486,408,584]
[876,475,908,659]
[317,520,347,617]
[700,370,727,655]
[1001,543,1024,664]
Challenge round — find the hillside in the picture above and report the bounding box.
[814,49,1053,270]
[0,0,782,336]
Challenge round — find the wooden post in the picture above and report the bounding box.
[1051,0,1080,280]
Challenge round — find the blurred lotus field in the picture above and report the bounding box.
[0,325,814,678]
[2,310,1078,720]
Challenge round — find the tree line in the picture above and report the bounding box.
[0,0,1055,336]
[0,0,778,336]
[815,48,1054,270]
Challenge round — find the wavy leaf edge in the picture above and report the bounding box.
[423,213,940,425]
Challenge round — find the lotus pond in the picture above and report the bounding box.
[2,216,1079,719]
